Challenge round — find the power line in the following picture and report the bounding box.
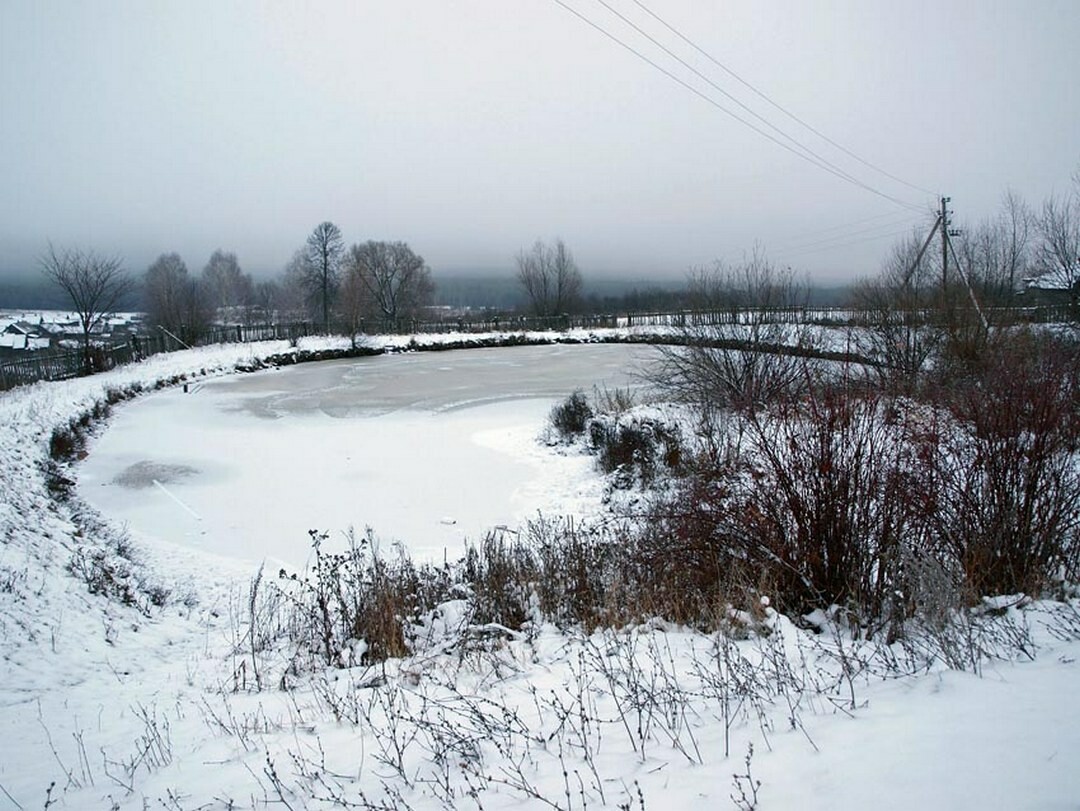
[777,213,925,250]
[551,0,925,213]
[781,210,926,243]
[784,221,922,253]
[775,226,920,258]
[790,210,909,238]
[589,0,901,203]
[629,0,938,197]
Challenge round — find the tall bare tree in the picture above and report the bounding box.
[997,189,1034,299]
[515,239,583,317]
[202,249,254,322]
[955,190,1032,306]
[143,253,212,344]
[281,249,316,323]
[300,222,344,333]
[253,279,283,324]
[342,240,434,333]
[1035,170,1080,314]
[338,263,372,346]
[145,252,188,333]
[40,243,134,373]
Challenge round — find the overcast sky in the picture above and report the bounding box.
[2,1,1077,286]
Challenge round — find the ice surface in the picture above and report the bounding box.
[76,344,652,568]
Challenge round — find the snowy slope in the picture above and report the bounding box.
[1,334,1078,810]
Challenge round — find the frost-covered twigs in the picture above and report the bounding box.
[192,586,1080,809]
[730,742,761,811]
[36,701,94,792]
[101,703,174,794]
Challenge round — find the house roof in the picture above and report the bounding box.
[2,321,50,337]
[1024,267,1079,291]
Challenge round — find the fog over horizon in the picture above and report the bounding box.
[2,2,1077,287]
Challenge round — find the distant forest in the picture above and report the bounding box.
[376,273,852,312]
[0,275,104,311]
[1,270,855,315]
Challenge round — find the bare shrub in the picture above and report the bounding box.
[69,546,141,608]
[524,516,623,631]
[279,529,454,667]
[652,254,816,412]
[462,530,539,630]
[589,414,683,487]
[641,384,930,632]
[548,390,593,441]
[926,331,1080,597]
[592,384,637,416]
[743,388,923,621]
[850,233,943,394]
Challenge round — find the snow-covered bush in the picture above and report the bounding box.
[547,389,593,441]
[264,528,455,669]
[589,411,684,486]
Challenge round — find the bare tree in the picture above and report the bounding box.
[652,251,814,412]
[342,240,434,333]
[515,239,583,317]
[955,190,1032,306]
[143,253,213,345]
[1035,169,1080,315]
[338,263,371,346]
[282,248,314,322]
[253,279,283,324]
[40,243,134,373]
[851,231,943,391]
[143,252,188,333]
[202,249,254,323]
[299,222,344,333]
[997,189,1034,299]
[685,262,737,310]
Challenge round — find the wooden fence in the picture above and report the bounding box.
[0,322,312,392]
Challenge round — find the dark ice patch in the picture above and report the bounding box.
[111,461,198,489]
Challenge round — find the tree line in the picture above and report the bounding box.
[36,221,589,359]
[34,165,1078,373]
[141,226,589,340]
[869,171,1079,312]
[142,223,437,343]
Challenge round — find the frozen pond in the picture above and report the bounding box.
[78,343,653,570]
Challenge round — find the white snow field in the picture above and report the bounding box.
[0,331,1078,811]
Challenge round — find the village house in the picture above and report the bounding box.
[1021,266,1079,307]
[0,321,53,352]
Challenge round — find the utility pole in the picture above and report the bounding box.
[940,195,951,289]
[903,201,943,287]
[903,195,988,329]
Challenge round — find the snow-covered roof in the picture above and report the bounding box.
[1024,268,1079,291]
[2,320,51,337]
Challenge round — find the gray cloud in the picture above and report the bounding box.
[2,1,1077,284]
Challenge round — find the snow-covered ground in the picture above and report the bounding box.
[1,332,1078,810]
